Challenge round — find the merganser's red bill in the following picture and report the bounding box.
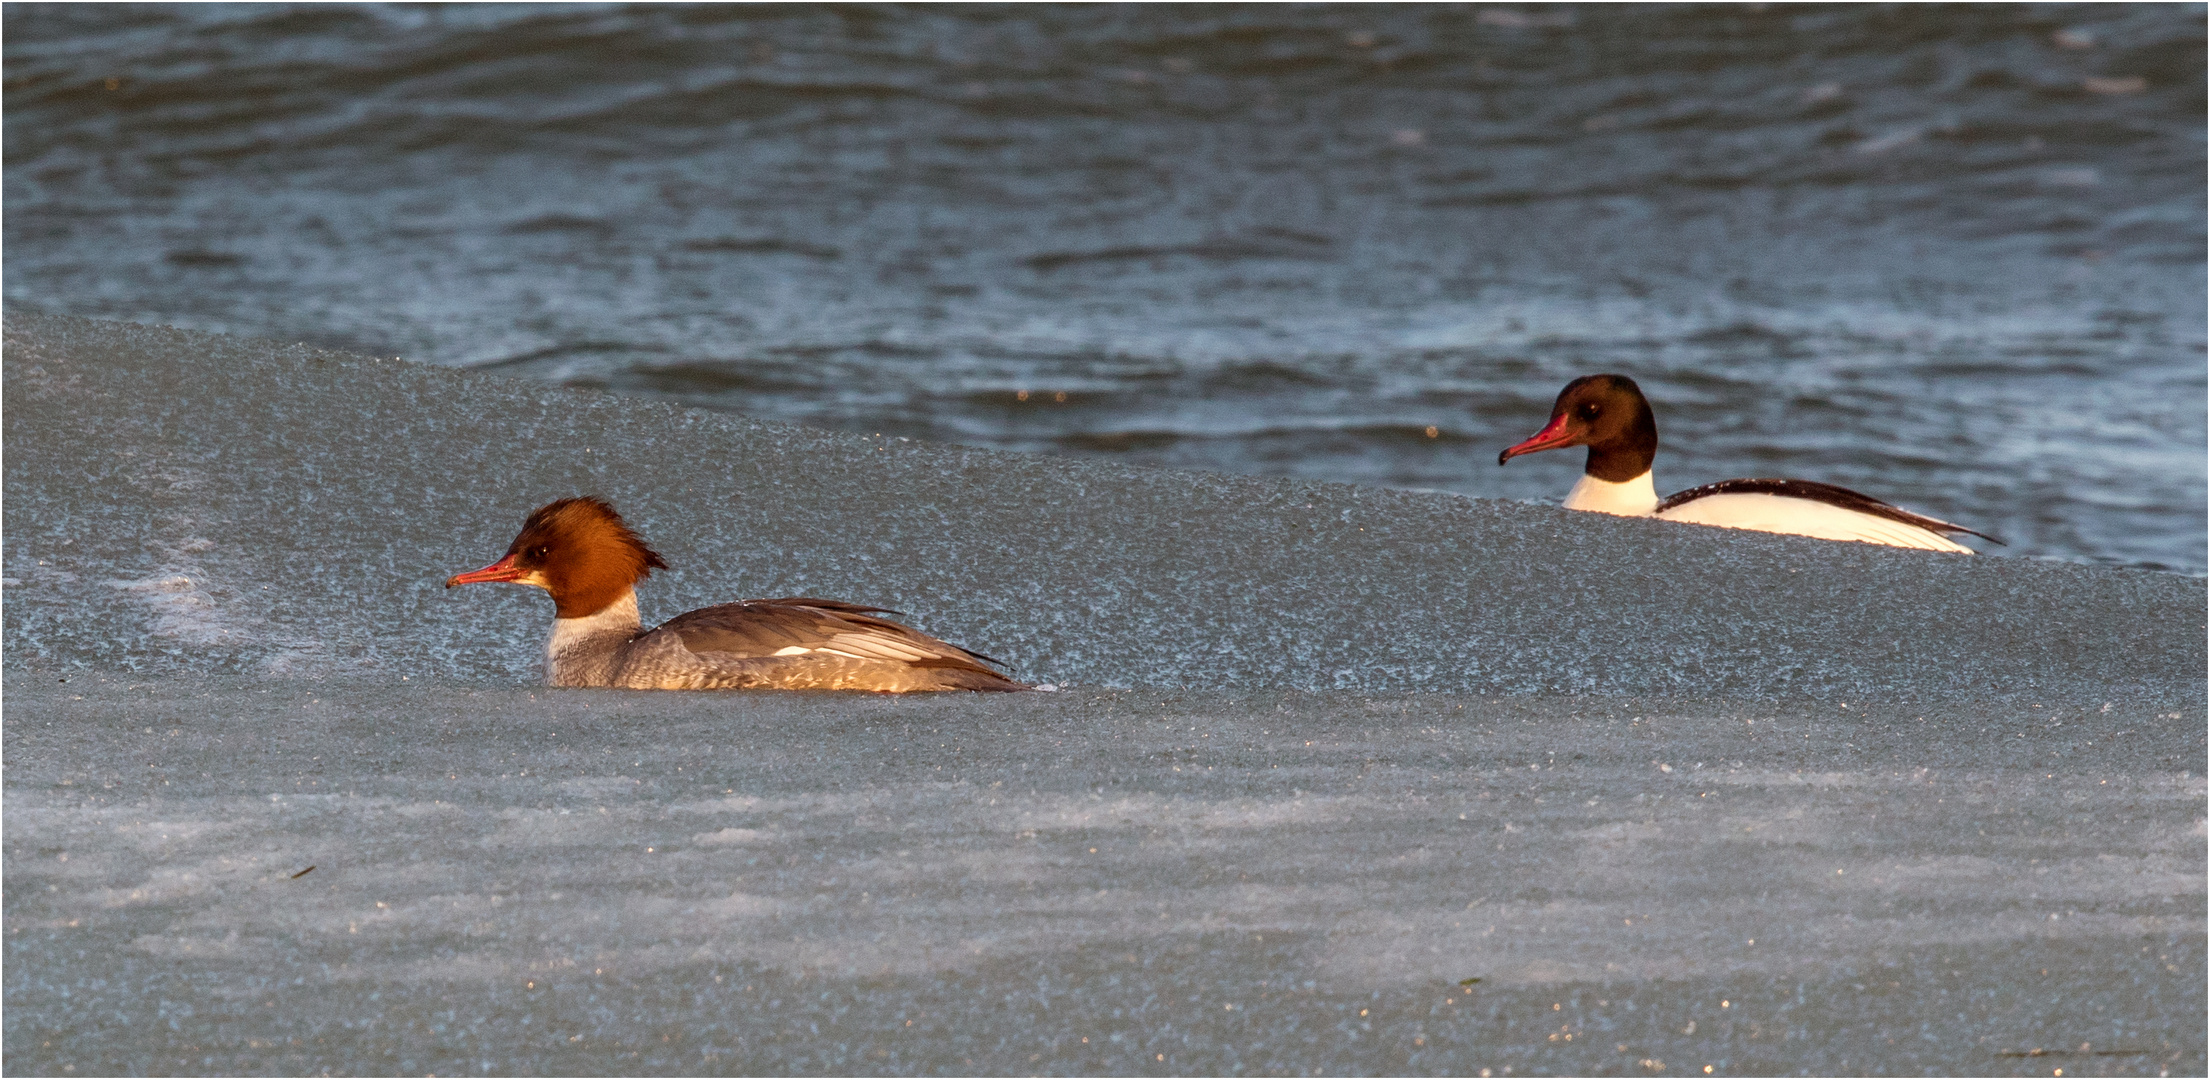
[446,553,527,588]
[1498,412,1575,465]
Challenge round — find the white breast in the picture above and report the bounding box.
[1656,492,1972,553]
[1561,472,1659,516]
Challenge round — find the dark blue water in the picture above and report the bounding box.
[5,3,2202,571]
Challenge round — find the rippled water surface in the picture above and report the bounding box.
[5,4,2202,570]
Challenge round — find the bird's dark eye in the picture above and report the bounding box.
[530,546,550,560]
[1578,403,1601,420]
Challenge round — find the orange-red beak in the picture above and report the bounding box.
[1498,413,1576,465]
[445,553,527,588]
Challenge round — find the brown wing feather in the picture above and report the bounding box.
[656,599,1021,683]
[747,596,903,616]
[749,599,1010,667]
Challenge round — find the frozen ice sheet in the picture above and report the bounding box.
[4,679,2202,1075]
[3,314,2204,1074]
[2,313,2201,700]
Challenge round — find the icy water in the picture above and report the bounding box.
[4,4,2204,572]
[5,314,2199,695]
[7,677,2203,1077]
[3,315,2202,1075]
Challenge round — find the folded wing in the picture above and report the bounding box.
[656,597,1018,679]
[1655,478,2002,552]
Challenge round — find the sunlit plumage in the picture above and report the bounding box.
[447,497,1027,691]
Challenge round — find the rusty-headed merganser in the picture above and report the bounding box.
[446,497,1028,691]
[1498,374,2001,553]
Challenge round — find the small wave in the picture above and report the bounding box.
[621,360,823,395]
[679,237,841,259]
[1025,232,1334,272]
[1057,430,1184,453]
[502,213,616,238]
[1683,322,1800,347]
[163,249,246,268]
[467,341,673,371]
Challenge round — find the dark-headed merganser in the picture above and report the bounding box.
[446,497,1028,691]
[1498,374,2001,553]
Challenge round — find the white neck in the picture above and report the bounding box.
[1562,471,1658,517]
[545,590,641,687]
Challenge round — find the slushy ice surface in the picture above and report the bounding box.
[4,314,2203,1074]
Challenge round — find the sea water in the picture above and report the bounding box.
[5,4,2203,571]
